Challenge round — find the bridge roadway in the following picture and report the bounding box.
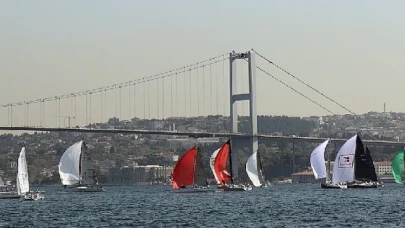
[1,126,404,147]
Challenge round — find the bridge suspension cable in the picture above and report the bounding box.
[0,53,229,109]
[256,65,336,115]
[252,48,356,115]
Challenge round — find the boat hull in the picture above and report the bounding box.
[320,183,342,189]
[223,184,252,191]
[347,182,378,188]
[173,187,218,193]
[0,193,20,199]
[64,185,105,192]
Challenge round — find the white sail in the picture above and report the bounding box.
[332,135,357,185]
[59,141,83,186]
[210,148,220,184]
[246,152,261,187]
[17,147,29,195]
[310,139,329,179]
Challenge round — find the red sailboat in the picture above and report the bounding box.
[213,139,252,191]
[172,146,217,193]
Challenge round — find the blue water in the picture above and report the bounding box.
[0,184,404,227]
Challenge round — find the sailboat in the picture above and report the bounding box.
[209,148,221,186]
[391,150,404,184]
[17,147,44,201]
[59,141,104,192]
[331,135,378,189]
[246,150,270,188]
[172,146,217,193]
[213,139,252,191]
[309,139,340,188]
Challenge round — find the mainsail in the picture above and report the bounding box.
[246,152,261,187]
[391,150,404,184]
[59,141,83,186]
[17,147,29,195]
[310,140,329,179]
[210,148,220,184]
[172,147,207,189]
[332,135,357,184]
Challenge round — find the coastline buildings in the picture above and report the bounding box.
[108,165,173,185]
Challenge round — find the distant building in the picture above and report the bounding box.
[99,160,117,174]
[108,165,173,185]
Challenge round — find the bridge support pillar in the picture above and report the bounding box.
[229,51,258,160]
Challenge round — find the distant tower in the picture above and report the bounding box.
[384,102,386,113]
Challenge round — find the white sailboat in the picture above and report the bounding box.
[309,139,341,188]
[246,151,270,188]
[17,147,44,201]
[209,148,220,185]
[59,141,104,192]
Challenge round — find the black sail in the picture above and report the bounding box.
[365,146,378,181]
[257,151,266,183]
[354,136,370,181]
[194,147,208,186]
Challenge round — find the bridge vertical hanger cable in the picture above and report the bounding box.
[119,86,122,120]
[58,98,61,128]
[85,93,88,126]
[133,83,136,119]
[215,60,219,116]
[197,64,200,116]
[222,55,226,116]
[104,89,107,123]
[148,80,151,121]
[202,65,205,117]
[128,82,131,119]
[175,73,178,117]
[90,92,92,128]
[170,73,173,118]
[252,49,355,115]
[114,87,117,118]
[56,98,59,127]
[189,69,192,117]
[161,75,164,119]
[143,82,146,119]
[209,60,212,116]
[100,91,103,124]
[157,79,160,119]
[183,67,186,117]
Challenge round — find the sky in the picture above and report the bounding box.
[1,0,405,128]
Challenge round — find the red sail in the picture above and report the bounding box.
[172,147,197,189]
[214,140,232,186]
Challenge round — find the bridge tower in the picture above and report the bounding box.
[229,51,258,179]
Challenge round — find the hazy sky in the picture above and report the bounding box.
[1,0,405,127]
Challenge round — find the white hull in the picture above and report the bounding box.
[0,192,20,199]
[223,184,252,191]
[64,185,105,192]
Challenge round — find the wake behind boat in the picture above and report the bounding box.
[172,146,217,193]
[59,141,104,192]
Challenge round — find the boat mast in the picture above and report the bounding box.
[228,139,234,184]
[192,147,198,186]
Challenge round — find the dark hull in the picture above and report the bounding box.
[320,183,341,189]
[347,183,378,188]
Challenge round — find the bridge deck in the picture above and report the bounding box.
[0,126,403,146]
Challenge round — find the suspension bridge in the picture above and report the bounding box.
[0,49,403,148]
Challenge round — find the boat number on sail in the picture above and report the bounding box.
[338,155,354,168]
